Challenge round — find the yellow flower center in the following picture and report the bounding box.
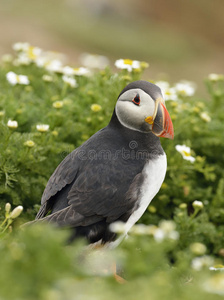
[182,150,191,157]
[24,140,35,147]
[140,61,149,69]
[165,90,171,96]
[123,59,133,65]
[52,130,58,136]
[91,104,102,112]
[193,107,200,113]
[27,46,37,60]
[179,89,187,96]
[53,101,63,108]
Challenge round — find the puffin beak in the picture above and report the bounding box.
[145,98,174,139]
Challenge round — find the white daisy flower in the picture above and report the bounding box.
[149,221,179,243]
[115,59,141,72]
[62,66,76,76]
[36,124,49,132]
[164,87,178,101]
[42,74,53,82]
[208,73,221,82]
[130,224,151,235]
[13,54,31,66]
[155,81,170,91]
[80,53,109,69]
[35,56,49,68]
[27,46,42,60]
[73,67,91,76]
[191,256,214,271]
[200,112,211,122]
[109,221,126,234]
[45,59,63,73]
[7,119,18,129]
[155,81,178,101]
[203,273,224,296]
[62,75,78,88]
[12,42,30,52]
[15,74,29,85]
[175,81,196,97]
[159,220,176,233]
[175,144,195,163]
[6,72,30,86]
[35,50,66,69]
[158,220,179,241]
[209,266,224,271]
[153,228,165,243]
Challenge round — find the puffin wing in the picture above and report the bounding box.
[67,158,142,222]
[36,151,144,227]
[36,150,80,219]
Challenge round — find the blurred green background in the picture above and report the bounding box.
[1,0,224,91]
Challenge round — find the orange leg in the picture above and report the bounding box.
[112,262,127,284]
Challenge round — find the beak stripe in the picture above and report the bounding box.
[144,98,162,125]
[159,102,174,139]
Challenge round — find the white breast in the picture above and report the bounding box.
[109,153,167,248]
[125,153,167,232]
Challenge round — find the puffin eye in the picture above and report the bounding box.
[132,94,140,106]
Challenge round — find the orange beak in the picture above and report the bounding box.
[145,100,174,139]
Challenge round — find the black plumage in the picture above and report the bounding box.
[35,80,169,244]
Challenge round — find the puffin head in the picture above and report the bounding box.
[115,80,174,139]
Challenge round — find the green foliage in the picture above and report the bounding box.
[0,223,222,300]
[0,225,79,299]
[0,63,130,209]
[0,46,224,299]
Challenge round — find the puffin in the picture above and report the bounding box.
[35,80,174,245]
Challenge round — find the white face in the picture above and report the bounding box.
[115,88,156,133]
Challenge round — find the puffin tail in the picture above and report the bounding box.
[35,203,48,219]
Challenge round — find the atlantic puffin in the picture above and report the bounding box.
[35,80,174,245]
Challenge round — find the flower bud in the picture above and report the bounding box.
[179,203,187,210]
[5,203,11,213]
[9,206,23,219]
[36,124,49,132]
[192,200,204,210]
[208,73,220,82]
[7,119,18,129]
[190,242,207,255]
[148,205,157,213]
[24,140,35,147]
[159,220,176,233]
